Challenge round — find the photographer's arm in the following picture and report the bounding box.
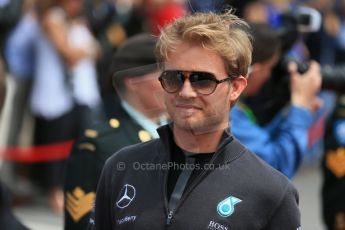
[231,104,313,178]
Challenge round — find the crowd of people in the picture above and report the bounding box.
[0,0,345,229]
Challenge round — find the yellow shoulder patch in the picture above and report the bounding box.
[109,118,120,128]
[78,143,96,152]
[335,212,345,230]
[66,187,96,223]
[138,130,152,142]
[84,129,98,138]
[326,148,345,178]
[336,109,345,117]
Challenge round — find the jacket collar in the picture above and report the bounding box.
[157,123,245,166]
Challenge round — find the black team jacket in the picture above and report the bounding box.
[89,124,301,230]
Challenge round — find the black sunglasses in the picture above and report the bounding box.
[158,70,236,95]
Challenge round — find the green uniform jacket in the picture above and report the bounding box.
[64,106,153,230]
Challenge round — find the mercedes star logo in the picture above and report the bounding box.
[116,184,136,209]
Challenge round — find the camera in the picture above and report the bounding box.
[248,6,345,125]
[277,6,321,52]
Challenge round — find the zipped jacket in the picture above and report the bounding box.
[89,124,301,230]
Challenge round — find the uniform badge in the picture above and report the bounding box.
[109,118,120,128]
[78,142,96,151]
[66,187,95,222]
[84,129,98,138]
[138,130,152,142]
[326,148,345,178]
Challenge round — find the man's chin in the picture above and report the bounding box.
[174,117,197,130]
[174,118,224,135]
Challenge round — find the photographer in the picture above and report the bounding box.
[231,22,322,178]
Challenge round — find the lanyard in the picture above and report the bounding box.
[238,102,257,124]
[167,156,195,225]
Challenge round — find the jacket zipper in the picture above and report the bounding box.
[163,162,171,226]
[166,210,174,225]
[165,168,211,226]
[163,149,173,227]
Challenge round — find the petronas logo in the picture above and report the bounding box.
[217,196,242,217]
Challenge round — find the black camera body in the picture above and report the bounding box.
[247,6,345,125]
[277,6,321,53]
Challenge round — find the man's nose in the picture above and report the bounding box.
[178,79,197,98]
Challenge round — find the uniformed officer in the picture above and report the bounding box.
[63,33,166,230]
[322,95,345,230]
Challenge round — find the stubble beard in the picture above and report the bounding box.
[172,108,228,136]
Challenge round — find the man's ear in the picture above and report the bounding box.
[229,76,247,102]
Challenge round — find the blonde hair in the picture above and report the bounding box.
[156,10,252,77]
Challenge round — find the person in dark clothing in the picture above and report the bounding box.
[322,95,345,230]
[0,39,28,229]
[64,33,166,230]
[0,0,23,58]
[89,10,301,229]
[0,183,28,230]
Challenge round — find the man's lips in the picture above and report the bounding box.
[175,104,202,110]
[174,104,202,116]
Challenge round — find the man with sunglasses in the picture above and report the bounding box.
[90,11,302,229]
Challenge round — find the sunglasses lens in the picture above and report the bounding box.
[160,71,184,93]
[159,70,220,95]
[190,72,217,95]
